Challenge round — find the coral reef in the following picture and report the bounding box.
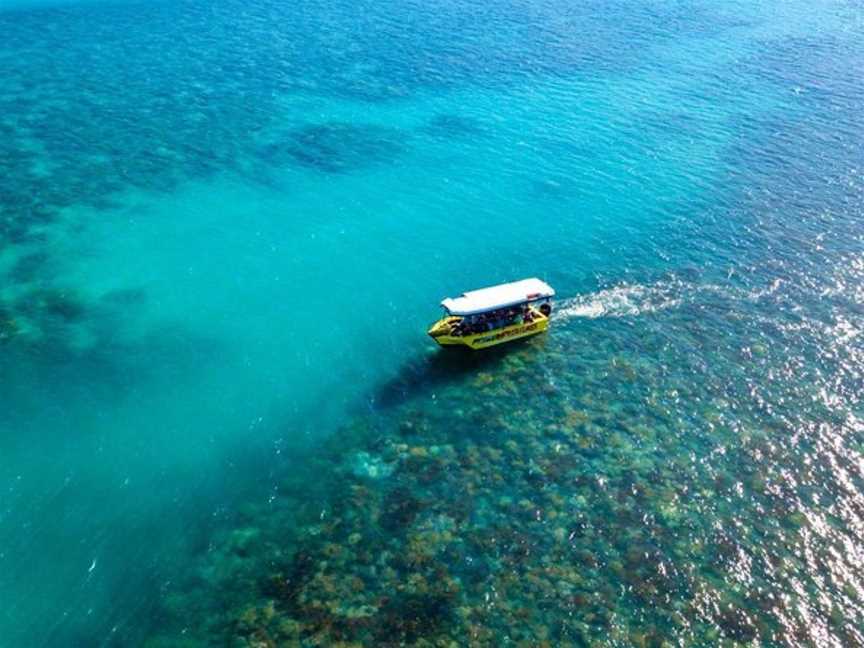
[150,302,864,646]
[261,122,406,174]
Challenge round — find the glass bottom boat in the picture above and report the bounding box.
[428,278,555,350]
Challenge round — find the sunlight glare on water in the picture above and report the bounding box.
[0,0,862,644]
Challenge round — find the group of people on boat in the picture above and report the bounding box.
[448,304,541,337]
[430,278,555,349]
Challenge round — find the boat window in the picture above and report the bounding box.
[443,301,545,335]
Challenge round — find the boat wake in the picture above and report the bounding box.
[554,277,783,321]
[555,282,683,320]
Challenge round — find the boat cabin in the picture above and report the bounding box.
[428,278,555,350]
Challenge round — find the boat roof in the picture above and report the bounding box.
[441,278,555,315]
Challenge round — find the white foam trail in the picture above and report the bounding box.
[554,282,685,320]
[553,277,780,321]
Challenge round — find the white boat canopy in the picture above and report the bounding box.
[441,278,555,316]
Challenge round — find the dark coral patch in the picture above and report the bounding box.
[375,593,453,644]
[379,486,425,532]
[421,113,485,139]
[20,288,89,323]
[260,122,406,174]
[99,287,149,306]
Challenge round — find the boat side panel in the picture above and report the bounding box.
[467,318,548,349]
[430,316,549,349]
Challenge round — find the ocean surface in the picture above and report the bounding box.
[1,0,863,645]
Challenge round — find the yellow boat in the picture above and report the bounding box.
[428,278,555,350]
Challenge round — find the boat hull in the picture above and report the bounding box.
[428,314,549,350]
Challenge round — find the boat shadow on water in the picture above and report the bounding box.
[370,337,542,410]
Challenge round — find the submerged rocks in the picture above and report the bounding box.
[259,122,406,174]
[380,487,425,532]
[0,308,20,342]
[346,451,395,480]
[147,283,864,646]
[421,113,485,139]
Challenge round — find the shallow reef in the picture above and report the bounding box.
[420,114,486,140]
[148,289,864,646]
[259,122,406,174]
[2,1,862,645]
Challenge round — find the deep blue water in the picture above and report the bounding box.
[1,0,863,645]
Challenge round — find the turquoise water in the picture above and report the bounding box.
[1,0,863,644]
